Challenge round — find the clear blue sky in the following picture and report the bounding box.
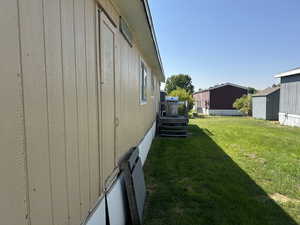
[148,0,300,91]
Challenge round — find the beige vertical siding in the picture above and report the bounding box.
[74,0,91,220]
[44,0,69,224]
[117,36,131,155]
[1,0,161,224]
[19,0,54,224]
[19,0,101,224]
[61,0,82,224]
[85,0,101,208]
[0,1,29,225]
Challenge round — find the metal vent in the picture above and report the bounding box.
[120,17,133,46]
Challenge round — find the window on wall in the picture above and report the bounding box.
[140,61,147,103]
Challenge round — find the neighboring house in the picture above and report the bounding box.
[193,83,248,116]
[275,67,300,127]
[252,87,280,120]
[0,1,164,225]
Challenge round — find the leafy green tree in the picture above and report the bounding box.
[165,74,194,94]
[233,95,252,116]
[169,87,194,112]
[247,87,257,94]
[272,83,280,88]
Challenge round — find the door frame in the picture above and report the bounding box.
[95,6,118,191]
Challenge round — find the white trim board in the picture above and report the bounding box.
[279,112,300,127]
[199,108,244,116]
[279,112,300,119]
[208,109,244,116]
[138,121,156,165]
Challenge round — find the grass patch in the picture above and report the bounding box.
[144,117,300,225]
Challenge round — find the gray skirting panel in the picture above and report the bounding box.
[119,147,147,225]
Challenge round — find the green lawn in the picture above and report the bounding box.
[143,117,300,225]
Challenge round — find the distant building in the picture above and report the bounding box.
[193,83,248,116]
[252,87,280,120]
[275,67,300,127]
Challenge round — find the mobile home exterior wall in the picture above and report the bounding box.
[0,0,163,225]
[279,74,300,126]
[280,75,300,115]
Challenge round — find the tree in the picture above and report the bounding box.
[233,95,252,116]
[165,74,194,94]
[247,87,257,94]
[272,83,280,88]
[169,87,194,112]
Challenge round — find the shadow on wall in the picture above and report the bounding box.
[143,125,298,225]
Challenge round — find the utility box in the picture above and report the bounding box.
[166,102,179,116]
[165,96,179,116]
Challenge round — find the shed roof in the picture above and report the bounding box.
[274,67,300,78]
[252,86,280,97]
[193,82,248,95]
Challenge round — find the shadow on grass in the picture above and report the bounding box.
[143,125,298,225]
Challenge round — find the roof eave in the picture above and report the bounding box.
[220,82,248,90]
[252,95,265,97]
[141,0,165,82]
[193,89,210,95]
[194,83,248,94]
[252,87,280,97]
[274,68,300,78]
[112,0,165,82]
